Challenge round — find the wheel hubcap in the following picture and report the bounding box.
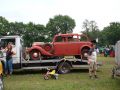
[33,52,38,57]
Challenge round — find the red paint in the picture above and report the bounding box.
[29,33,93,58]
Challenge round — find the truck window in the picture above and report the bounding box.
[0,38,15,49]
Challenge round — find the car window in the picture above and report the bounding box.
[79,35,87,41]
[55,36,65,42]
[73,35,78,42]
[68,37,73,42]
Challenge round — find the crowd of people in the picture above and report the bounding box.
[98,46,115,57]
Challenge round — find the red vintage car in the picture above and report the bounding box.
[28,33,93,60]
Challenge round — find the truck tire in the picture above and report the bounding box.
[30,49,41,60]
[58,62,71,74]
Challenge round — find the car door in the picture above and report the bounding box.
[53,36,68,56]
[65,36,79,55]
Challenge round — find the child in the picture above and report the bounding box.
[88,44,98,79]
[44,68,58,80]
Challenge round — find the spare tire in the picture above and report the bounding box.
[43,43,53,53]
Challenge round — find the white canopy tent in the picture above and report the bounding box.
[115,40,120,65]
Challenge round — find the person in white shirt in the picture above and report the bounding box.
[88,44,98,79]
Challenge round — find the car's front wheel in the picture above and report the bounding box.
[30,49,41,60]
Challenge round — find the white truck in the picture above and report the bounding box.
[0,35,101,74]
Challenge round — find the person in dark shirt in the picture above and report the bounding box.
[4,43,15,75]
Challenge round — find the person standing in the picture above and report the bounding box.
[4,43,15,75]
[88,44,98,79]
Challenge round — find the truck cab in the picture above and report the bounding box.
[0,36,22,69]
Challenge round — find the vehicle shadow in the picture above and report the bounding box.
[13,69,89,75]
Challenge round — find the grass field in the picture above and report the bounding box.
[4,56,120,90]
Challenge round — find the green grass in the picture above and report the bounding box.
[4,56,120,90]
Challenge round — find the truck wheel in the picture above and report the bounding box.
[58,62,71,74]
[81,49,89,60]
[30,50,41,60]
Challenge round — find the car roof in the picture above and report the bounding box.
[55,33,83,37]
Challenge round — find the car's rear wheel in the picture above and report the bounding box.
[81,48,90,60]
[30,49,41,60]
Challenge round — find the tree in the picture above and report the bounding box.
[9,22,26,35]
[89,21,99,39]
[82,19,99,40]
[0,16,9,35]
[23,22,46,46]
[82,19,90,36]
[101,22,120,45]
[46,15,76,40]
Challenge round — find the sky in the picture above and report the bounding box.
[0,0,120,33]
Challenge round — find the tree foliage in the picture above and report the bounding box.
[82,19,99,40]
[100,22,120,45]
[0,16,47,46]
[0,15,75,46]
[82,19,120,46]
[23,22,47,46]
[46,15,76,40]
[0,16,9,35]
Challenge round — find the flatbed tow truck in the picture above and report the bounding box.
[0,35,101,74]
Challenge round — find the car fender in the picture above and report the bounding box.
[29,46,53,56]
[80,45,91,53]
